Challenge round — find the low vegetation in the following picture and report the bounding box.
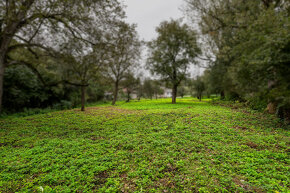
[0,98,288,192]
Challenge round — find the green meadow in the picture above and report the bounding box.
[0,98,289,192]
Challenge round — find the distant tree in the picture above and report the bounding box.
[177,81,188,98]
[143,79,154,99]
[60,41,106,111]
[121,73,139,102]
[142,79,164,99]
[136,77,143,101]
[105,22,141,105]
[152,80,164,99]
[193,77,205,101]
[147,19,201,104]
[201,69,219,98]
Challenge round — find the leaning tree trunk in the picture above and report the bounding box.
[0,1,33,113]
[112,81,119,105]
[172,84,177,104]
[0,35,13,113]
[0,59,5,113]
[81,85,86,111]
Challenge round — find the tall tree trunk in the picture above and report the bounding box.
[126,91,130,102]
[220,91,225,99]
[0,34,13,114]
[112,80,119,105]
[172,84,177,104]
[0,0,37,113]
[0,59,5,113]
[267,80,277,114]
[81,85,86,111]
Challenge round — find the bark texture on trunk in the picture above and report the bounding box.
[0,37,11,114]
[220,91,225,99]
[0,59,5,113]
[172,84,177,104]
[126,91,130,102]
[266,102,276,114]
[112,81,119,105]
[81,85,86,111]
[0,0,35,113]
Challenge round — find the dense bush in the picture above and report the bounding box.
[2,65,105,114]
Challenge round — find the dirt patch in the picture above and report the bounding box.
[120,173,136,192]
[158,178,176,189]
[77,106,139,116]
[245,141,259,149]
[94,171,109,185]
[238,126,248,130]
[234,126,252,131]
[90,136,105,141]
[162,163,178,173]
[233,177,265,193]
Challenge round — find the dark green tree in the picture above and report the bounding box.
[0,0,124,112]
[121,72,140,102]
[193,77,205,101]
[105,22,141,105]
[60,40,107,111]
[147,19,201,104]
[143,79,154,99]
[185,0,290,121]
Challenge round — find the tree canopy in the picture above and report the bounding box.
[147,19,201,104]
[185,0,290,122]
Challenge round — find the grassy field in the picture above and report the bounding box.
[0,98,289,192]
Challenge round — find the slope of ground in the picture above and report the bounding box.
[0,98,289,192]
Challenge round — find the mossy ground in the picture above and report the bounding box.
[0,98,289,192]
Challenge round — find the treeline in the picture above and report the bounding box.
[1,0,289,123]
[0,0,205,114]
[184,0,290,123]
[0,0,142,113]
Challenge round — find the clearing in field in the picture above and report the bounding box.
[0,98,289,192]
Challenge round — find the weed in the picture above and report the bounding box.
[0,98,289,192]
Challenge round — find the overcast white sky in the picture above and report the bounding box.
[123,0,185,41]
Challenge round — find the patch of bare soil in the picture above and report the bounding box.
[120,173,136,192]
[233,177,265,193]
[75,106,140,116]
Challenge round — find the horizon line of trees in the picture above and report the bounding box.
[1,0,289,124]
[0,0,204,113]
[0,0,143,112]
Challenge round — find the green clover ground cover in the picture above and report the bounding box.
[0,98,289,192]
